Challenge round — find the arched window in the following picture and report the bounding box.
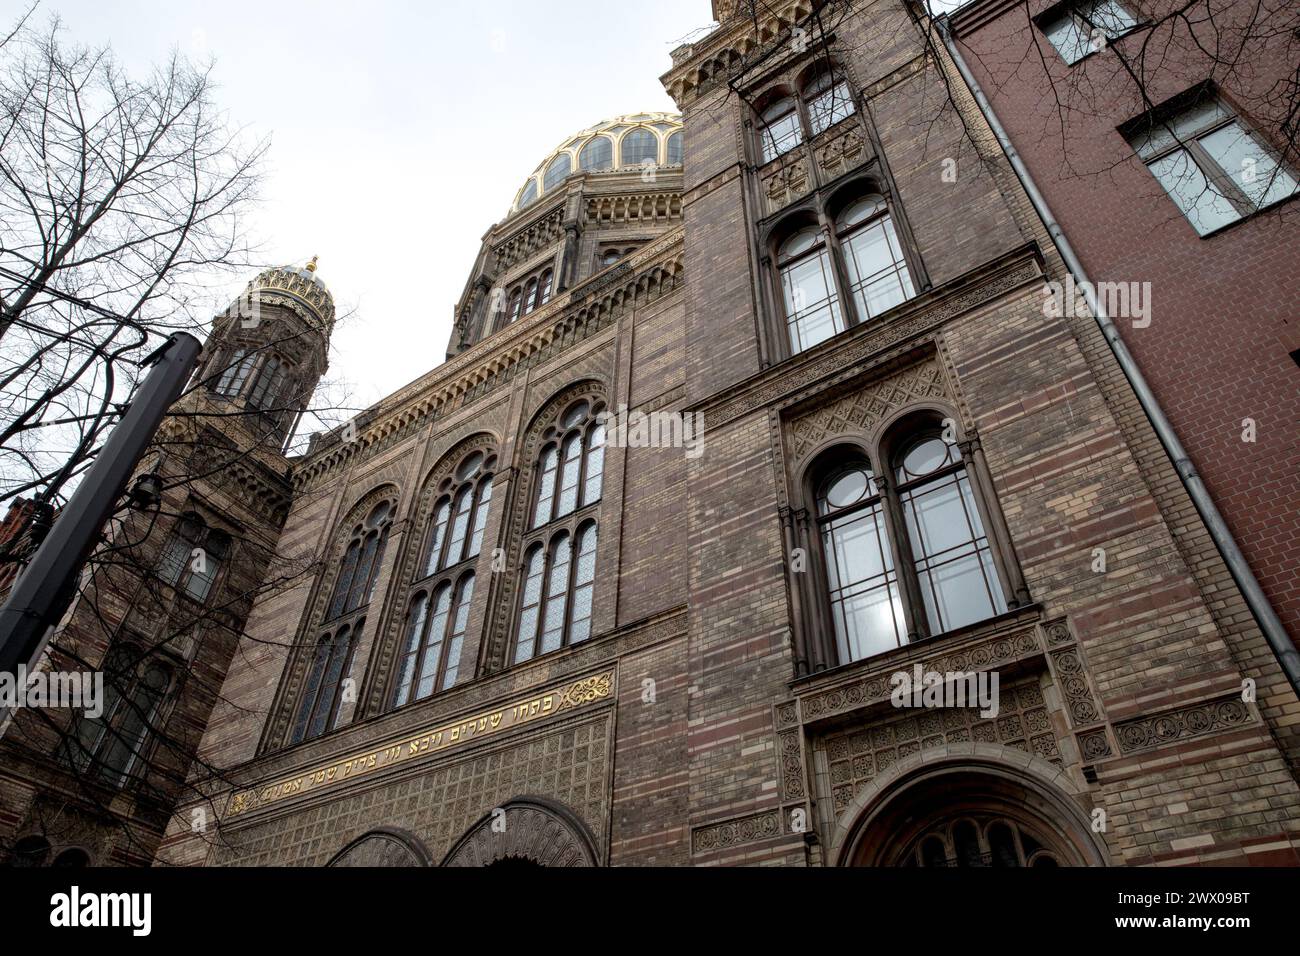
[778,225,844,353]
[157,513,230,603]
[666,131,683,165]
[543,154,572,192]
[291,497,394,744]
[514,522,598,662]
[805,423,1011,665]
[836,195,914,323]
[773,188,916,357]
[805,69,856,135]
[518,178,538,209]
[389,448,495,709]
[817,458,905,662]
[65,644,173,788]
[900,817,1063,868]
[515,390,605,664]
[248,354,290,410]
[531,399,605,529]
[214,349,256,397]
[620,128,658,167]
[892,432,1006,635]
[760,96,802,162]
[579,135,613,171]
[422,450,494,575]
[523,277,539,315]
[536,270,553,308]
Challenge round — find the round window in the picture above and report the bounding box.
[561,401,590,429]
[456,452,484,482]
[896,436,956,483]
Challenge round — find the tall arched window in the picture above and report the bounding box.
[515,391,605,664]
[760,95,803,162]
[817,458,905,661]
[893,432,1005,635]
[157,512,230,603]
[666,131,684,165]
[579,136,613,171]
[778,225,844,353]
[290,497,394,744]
[620,128,658,166]
[214,349,256,397]
[531,398,605,529]
[836,195,914,323]
[248,354,290,410]
[803,420,1014,666]
[65,643,173,788]
[389,447,496,709]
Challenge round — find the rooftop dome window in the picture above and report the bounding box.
[667,131,683,165]
[518,178,539,209]
[621,128,658,166]
[543,154,572,191]
[579,136,613,171]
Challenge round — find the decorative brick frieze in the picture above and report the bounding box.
[1113,696,1255,755]
[691,809,783,854]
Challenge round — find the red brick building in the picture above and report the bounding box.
[940,0,1300,645]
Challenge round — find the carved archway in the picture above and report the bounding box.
[440,797,600,867]
[831,747,1109,867]
[327,828,432,867]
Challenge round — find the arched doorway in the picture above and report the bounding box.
[441,797,600,867]
[835,752,1108,867]
[327,828,432,867]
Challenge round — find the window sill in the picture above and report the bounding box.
[1193,189,1300,240]
[790,602,1044,696]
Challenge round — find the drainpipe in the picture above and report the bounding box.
[935,17,1300,697]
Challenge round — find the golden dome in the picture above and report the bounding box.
[511,112,683,213]
[246,258,335,329]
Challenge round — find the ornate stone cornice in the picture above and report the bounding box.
[291,232,685,491]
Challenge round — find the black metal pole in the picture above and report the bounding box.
[0,332,202,676]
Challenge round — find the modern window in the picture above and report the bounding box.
[1039,0,1136,65]
[1126,94,1299,235]
[157,513,230,603]
[64,643,173,789]
[514,393,605,664]
[807,422,1009,665]
[772,189,916,357]
[290,498,394,744]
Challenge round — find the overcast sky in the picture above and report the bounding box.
[39,0,712,411]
